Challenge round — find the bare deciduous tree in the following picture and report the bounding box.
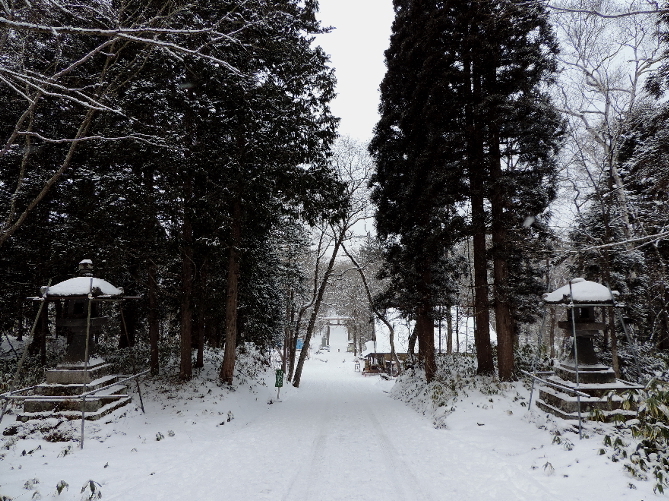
[553,0,661,245]
[292,137,374,387]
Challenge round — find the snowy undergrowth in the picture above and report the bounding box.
[390,354,524,429]
[596,379,669,494]
[1,337,67,391]
[390,354,669,494]
[0,343,277,500]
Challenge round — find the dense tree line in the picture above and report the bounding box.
[0,0,346,382]
[4,0,669,389]
[368,0,669,383]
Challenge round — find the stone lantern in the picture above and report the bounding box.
[18,260,132,421]
[535,278,641,421]
[45,259,124,367]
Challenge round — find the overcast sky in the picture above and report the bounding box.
[315,0,395,143]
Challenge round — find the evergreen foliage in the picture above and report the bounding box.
[370,0,562,381]
[0,0,345,383]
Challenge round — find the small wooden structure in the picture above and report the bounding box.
[363,352,408,376]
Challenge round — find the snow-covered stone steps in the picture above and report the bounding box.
[15,360,134,421]
[17,395,133,422]
[34,374,120,397]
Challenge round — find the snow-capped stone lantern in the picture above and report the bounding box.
[543,278,615,369]
[534,278,642,422]
[7,261,142,425]
[44,259,124,365]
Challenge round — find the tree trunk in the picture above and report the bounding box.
[490,125,514,381]
[408,326,417,364]
[352,323,358,356]
[195,264,207,369]
[282,293,292,373]
[493,251,514,380]
[651,244,669,350]
[29,301,48,363]
[54,300,65,339]
[465,39,494,375]
[609,306,620,378]
[416,266,436,382]
[180,85,196,381]
[288,234,326,381]
[40,303,47,366]
[179,197,194,380]
[293,228,343,388]
[148,261,160,376]
[287,305,303,382]
[549,307,556,359]
[446,307,453,355]
[455,305,460,353]
[195,313,205,369]
[119,301,137,349]
[16,302,25,342]
[340,242,402,374]
[417,304,436,383]
[220,200,243,385]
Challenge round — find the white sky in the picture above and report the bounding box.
[315,0,395,143]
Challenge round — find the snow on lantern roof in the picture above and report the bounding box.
[543,278,618,305]
[42,277,124,298]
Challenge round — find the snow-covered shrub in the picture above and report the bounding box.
[97,335,177,375]
[390,354,510,428]
[514,343,552,380]
[0,337,66,391]
[56,480,69,495]
[1,419,83,449]
[96,341,149,375]
[233,342,270,387]
[591,340,669,385]
[602,379,669,493]
[80,480,102,500]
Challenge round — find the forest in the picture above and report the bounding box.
[1,0,669,400]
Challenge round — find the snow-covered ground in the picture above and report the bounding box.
[0,327,659,500]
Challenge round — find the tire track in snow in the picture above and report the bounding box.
[365,405,433,501]
[281,399,330,501]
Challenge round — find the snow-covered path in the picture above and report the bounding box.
[0,327,657,499]
[102,327,559,501]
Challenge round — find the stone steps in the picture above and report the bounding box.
[35,374,120,397]
[16,359,133,421]
[45,360,111,384]
[17,396,132,422]
[22,384,128,413]
[535,396,637,422]
[535,366,642,421]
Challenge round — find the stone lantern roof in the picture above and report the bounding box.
[543,278,618,305]
[40,259,124,299]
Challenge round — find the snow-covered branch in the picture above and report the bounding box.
[0,17,222,37]
[543,0,666,18]
[572,230,669,252]
[16,131,167,147]
[548,6,665,18]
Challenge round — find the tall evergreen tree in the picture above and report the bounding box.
[371,0,562,381]
[0,0,345,382]
[472,0,562,380]
[370,0,469,382]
